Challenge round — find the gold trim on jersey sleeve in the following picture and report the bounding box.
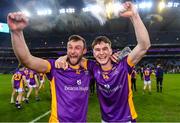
[127,56,134,67]
[45,60,51,73]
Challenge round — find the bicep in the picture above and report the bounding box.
[128,45,147,65]
[26,56,50,73]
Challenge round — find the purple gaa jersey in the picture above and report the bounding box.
[29,70,37,85]
[90,56,137,122]
[23,68,30,80]
[143,68,152,81]
[13,70,25,89]
[46,59,92,122]
[39,73,45,81]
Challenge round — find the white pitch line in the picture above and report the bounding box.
[29,110,51,123]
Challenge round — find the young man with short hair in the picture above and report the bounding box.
[7,12,92,121]
[56,2,150,122]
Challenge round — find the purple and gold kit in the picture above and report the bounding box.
[23,68,30,80]
[39,73,45,81]
[90,56,137,122]
[46,59,92,122]
[13,70,25,89]
[29,70,37,85]
[143,68,152,81]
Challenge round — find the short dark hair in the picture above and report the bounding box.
[68,35,86,48]
[92,36,111,49]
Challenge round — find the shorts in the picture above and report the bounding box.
[144,80,151,85]
[28,84,37,88]
[102,119,136,123]
[15,88,24,93]
[40,80,44,84]
[26,79,30,83]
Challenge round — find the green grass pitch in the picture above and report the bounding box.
[0,74,180,122]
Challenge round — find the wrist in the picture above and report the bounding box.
[10,30,23,35]
[131,13,140,20]
[130,13,141,23]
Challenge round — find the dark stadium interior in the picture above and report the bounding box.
[0,0,180,73]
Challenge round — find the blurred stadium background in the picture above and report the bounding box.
[0,0,180,122]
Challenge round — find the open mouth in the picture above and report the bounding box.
[98,56,107,60]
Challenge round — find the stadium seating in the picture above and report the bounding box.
[0,32,180,73]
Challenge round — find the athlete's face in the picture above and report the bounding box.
[93,42,112,65]
[67,40,86,66]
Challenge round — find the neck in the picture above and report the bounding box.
[101,60,113,71]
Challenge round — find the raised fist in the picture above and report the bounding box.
[7,12,29,31]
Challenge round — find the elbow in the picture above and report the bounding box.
[146,41,151,50]
[143,39,151,51]
[139,40,151,54]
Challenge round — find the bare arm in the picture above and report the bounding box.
[120,2,151,65]
[8,12,49,73]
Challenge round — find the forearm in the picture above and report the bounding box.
[128,13,151,65]
[131,14,151,50]
[11,31,32,65]
[11,31,49,73]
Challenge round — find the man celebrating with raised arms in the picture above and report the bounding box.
[7,12,93,122]
[55,1,151,122]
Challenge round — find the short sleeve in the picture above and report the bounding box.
[120,56,134,74]
[45,59,55,81]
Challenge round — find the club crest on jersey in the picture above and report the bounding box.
[104,84,110,89]
[77,79,81,85]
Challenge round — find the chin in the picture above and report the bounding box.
[70,61,78,66]
[69,59,80,66]
[97,60,108,65]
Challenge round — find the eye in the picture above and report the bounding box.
[102,47,108,51]
[75,46,82,50]
[94,48,100,52]
[68,46,72,49]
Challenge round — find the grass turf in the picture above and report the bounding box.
[0,74,180,122]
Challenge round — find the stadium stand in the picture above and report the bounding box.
[0,32,180,73]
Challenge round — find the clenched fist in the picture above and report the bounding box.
[7,12,29,31]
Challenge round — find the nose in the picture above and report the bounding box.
[99,49,104,55]
[70,48,76,55]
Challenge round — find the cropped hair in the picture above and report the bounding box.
[92,36,111,49]
[68,35,86,48]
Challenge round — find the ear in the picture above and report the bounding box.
[110,48,113,55]
[83,48,87,55]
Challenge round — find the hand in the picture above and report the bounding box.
[7,12,29,31]
[110,51,120,63]
[80,57,87,69]
[55,55,68,70]
[120,2,138,18]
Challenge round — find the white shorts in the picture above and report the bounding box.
[144,80,151,85]
[28,84,37,88]
[40,80,44,84]
[15,88,24,93]
[102,119,132,123]
[26,79,30,83]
